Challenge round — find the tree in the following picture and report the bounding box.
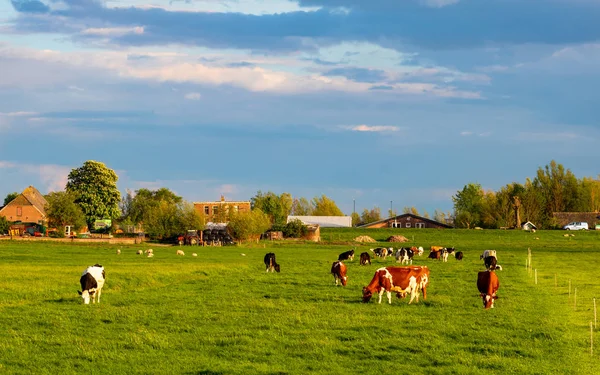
[311,195,344,216]
[66,160,121,227]
[361,207,381,225]
[44,191,87,231]
[291,197,312,216]
[0,216,10,234]
[452,183,485,228]
[282,219,308,238]
[3,192,18,206]
[351,212,361,227]
[227,208,271,243]
[251,191,293,227]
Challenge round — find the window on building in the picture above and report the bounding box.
[405,223,411,228]
[16,207,22,217]
[233,205,239,213]
[204,206,209,215]
[213,206,219,215]
[415,223,425,229]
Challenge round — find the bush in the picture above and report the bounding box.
[282,219,308,238]
[0,216,10,234]
[228,209,271,243]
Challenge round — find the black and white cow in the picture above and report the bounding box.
[338,249,355,261]
[370,247,393,259]
[78,264,105,304]
[264,253,280,273]
[395,248,414,265]
[484,255,502,271]
[441,247,455,262]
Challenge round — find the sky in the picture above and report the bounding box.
[1,0,600,217]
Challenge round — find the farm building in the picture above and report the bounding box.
[358,213,453,229]
[193,196,251,223]
[303,224,320,242]
[521,221,537,231]
[552,212,600,228]
[0,186,47,225]
[287,215,352,228]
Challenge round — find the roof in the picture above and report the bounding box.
[287,216,352,228]
[0,185,47,217]
[357,213,453,228]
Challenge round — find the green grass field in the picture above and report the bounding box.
[1,228,599,374]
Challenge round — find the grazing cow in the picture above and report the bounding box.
[78,264,105,305]
[264,252,280,273]
[480,250,497,260]
[338,249,355,261]
[441,248,455,262]
[428,250,441,260]
[136,250,143,255]
[455,251,464,261]
[176,250,185,256]
[410,246,424,257]
[430,245,444,252]
[484,256,503,271]
[359,252,371,265]
[370,247,393,259]
[477,271,500,309]
[331,261,348,286]
[362,266,430,305]
[395,248,414,265]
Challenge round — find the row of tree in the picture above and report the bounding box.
[452,160,600,229]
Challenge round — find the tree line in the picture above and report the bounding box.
[452,160,600,229]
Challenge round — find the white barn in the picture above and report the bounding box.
[287,216,352,228]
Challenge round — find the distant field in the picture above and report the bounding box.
[1,229,599,374]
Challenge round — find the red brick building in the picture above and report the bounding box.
[358,213,453,229]
[0,186,47,224]
[193,196,251,223]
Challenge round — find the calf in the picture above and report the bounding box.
[78,264,105,304]
[331,261,348,286]
[411,246,424,256]
[480,250,497,260]
[441,248,455,262]
[455,251,464,260]
[264,252,280,273]
[428,250,441,260]
[338,249,355,261]
[395,248,414,265]
[359,252,371,265]
[477,270,500,309]
[362,266,429,304]
[484,256,503,271]
[370,247,393,259]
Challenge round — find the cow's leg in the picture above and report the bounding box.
[386,291,392,304]
[97,289,101,304]
[377,289,384,304]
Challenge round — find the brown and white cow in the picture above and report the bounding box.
[477,270,499,309]
[370,247,393,259]
[331,261,348,286]
[362,266,429,304]
[428,250,441,260]
[359,252,371,265]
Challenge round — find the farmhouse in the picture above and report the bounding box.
[0,186,47,225]
[287,215,352,228]
[358,213,453,229]
[193,196,251,223]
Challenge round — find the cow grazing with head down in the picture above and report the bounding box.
[370,247,393,259]
[480,250,497,260]
[359,252,371,265]
[264,252,280,273]
[338,249,355,261]
[395,248,414,265]
[484,255,503,271]
[78,264,105,304]
[477,270,499,309]
[331,261,348,286]
[410,246,424,256]
[441,247,455,262]
[455,251,464,261]
[428,250,441,260]
[362,266,429,305]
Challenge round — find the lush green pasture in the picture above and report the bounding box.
[1,229,599,374]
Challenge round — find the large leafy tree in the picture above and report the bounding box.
[66,160,121,227]
[45,191,86,230]
[452,183,485,228]
[227,208,271,243]
[251,191,293,227]
[311,195,344,216]
[291,197,312,216]
[121,188,202,239]
[361,207,381,225]
[3,192,18,206]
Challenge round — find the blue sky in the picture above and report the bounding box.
[1,0,599,216]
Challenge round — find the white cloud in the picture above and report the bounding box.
[420,0,460,8]
[460,131,473,136]
[341,125,400,132]
[81,26,145,36]
[184,92,202,100]
[0,161,70,192]
[104,0,322,15]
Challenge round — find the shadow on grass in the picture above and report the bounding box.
[47,297,78,304]
[185,371,224,375]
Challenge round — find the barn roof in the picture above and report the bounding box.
[357,213,453,229]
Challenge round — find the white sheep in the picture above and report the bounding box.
[176,250,185,256]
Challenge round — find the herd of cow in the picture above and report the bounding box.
[77,246,500,310]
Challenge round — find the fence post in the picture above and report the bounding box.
[574,288,577,311]
[594,298,597,330]
[535,269,538,285]
[591,322,594,356]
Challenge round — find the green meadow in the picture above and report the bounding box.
[0,228,599,374]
